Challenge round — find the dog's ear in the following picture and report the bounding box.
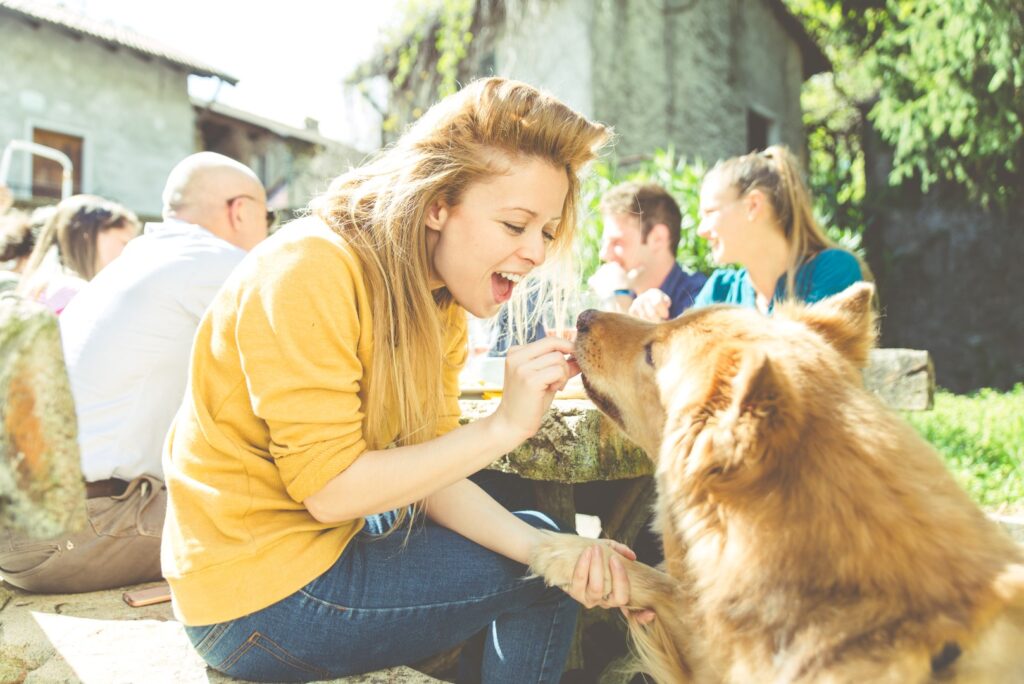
[728,350,803,434]
[777,282,877,368]
[691,351,803,491]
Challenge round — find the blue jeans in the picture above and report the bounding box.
[184,510,577,683]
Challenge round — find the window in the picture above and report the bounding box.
[746,109,773,153]
[32,128,83,199]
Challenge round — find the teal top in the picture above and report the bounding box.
[691,249,863,312]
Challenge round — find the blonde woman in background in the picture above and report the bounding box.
[628,144,867,321]
[17,194,139,313]
[687,145,867,312]
[162,78,642,683]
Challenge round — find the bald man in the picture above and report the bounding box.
[0,153,270,593]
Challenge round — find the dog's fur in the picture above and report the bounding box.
[530,283,1024,683]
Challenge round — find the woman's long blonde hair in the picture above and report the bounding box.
[706,145,872,300]
[312,77,609,459]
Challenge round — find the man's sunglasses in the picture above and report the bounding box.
[226,194,276,226]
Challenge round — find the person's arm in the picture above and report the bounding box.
[304,335,577,523]
[424,478,547,564]
[425,477,647,613]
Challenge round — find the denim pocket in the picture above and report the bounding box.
[186,622,231,660]
[218,631,333,682]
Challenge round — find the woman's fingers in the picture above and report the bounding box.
[511,351,573,390]
[588,540,606,600]
[608,554,630,606]
[571,547,595,607]
[606,540,637,561]
[560,542,658,613]
[506,335,574,364]
[621,607,657,624]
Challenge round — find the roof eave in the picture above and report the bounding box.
[763,0,831,79]
[0,2,238,85]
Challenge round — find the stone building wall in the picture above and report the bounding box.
[374,0,812,167]
[0,16,195,218]
[493,0,594,118]
[863,125,1024,392]
[590,0,807,163]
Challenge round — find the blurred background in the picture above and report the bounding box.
[2,0,1021,503]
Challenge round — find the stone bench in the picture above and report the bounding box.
[0,580,444,684]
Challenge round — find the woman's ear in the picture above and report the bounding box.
[424,199,449,232]
[744,189,767,222]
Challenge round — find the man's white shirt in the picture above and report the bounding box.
[60,219,246,482]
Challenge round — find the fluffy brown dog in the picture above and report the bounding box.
[530,283,1024,683]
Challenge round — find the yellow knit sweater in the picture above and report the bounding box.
[161,217,467,626]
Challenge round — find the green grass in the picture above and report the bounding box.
[903,384,1024,512]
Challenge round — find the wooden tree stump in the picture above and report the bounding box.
[0,295,86,538]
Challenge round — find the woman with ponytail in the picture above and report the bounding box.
[691,145,867,312]
[162,78,639,683]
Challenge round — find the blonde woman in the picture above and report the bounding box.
[162,78,639,683]
[690,145,865,312]
[17,194,139,313]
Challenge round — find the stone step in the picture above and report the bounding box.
[0,581,443,684]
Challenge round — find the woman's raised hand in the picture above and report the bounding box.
[492,336,579,442]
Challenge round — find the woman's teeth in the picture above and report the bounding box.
[497,272,523,283]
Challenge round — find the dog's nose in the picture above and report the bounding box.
[576,309,598,334]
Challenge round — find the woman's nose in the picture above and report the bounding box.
[519,230,546,266]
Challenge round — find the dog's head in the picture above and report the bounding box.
[574,283,877,488]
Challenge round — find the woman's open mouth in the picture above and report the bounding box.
[491,271,523,304]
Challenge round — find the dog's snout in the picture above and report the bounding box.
[576,309,598,334]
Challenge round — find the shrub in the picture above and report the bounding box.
[577,149,712,283]
[904,384,1024,511]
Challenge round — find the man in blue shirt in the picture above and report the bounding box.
[589,181,707,321]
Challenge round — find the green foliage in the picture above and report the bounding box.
[870,1,1024,205]
[787,0,1024,207]
[378,0,476,132]
[576,149,713,282]
[904,384,1024,510]
[434,0,475,98]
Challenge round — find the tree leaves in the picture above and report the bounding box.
[788,0,1024,207]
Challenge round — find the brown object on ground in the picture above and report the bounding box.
[531,283,1024,683]
[0,294,86,539]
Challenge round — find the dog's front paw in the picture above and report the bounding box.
[528,531,611,595]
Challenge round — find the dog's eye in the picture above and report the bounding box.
[644,342,655,367]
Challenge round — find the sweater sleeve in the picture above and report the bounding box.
[233,238,369,503]
[437,306,468,436]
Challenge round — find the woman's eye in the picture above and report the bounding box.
[502,222,526,234]
[542,231,555,242]
[644,342,655,367]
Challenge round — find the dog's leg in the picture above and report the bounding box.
[948,563,1024,683]
[529,531,701,683]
